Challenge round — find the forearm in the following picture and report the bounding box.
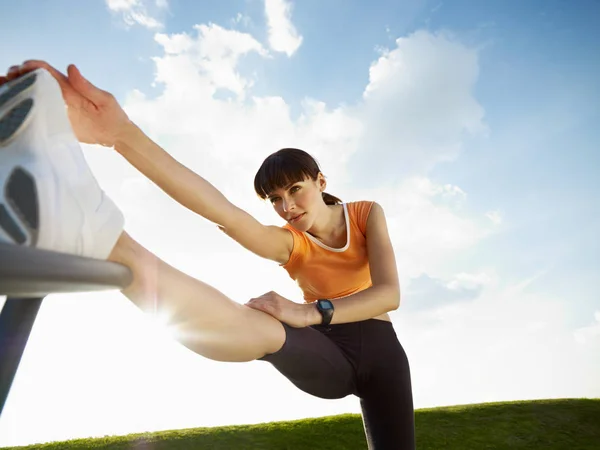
[113,122,235,225]
[306,284,400,326]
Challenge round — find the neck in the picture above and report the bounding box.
[306,203,344,241]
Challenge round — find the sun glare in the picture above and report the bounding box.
[141,310,184,341]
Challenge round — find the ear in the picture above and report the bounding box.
[317,173,327,191]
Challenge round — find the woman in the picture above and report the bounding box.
[1,61,415,449]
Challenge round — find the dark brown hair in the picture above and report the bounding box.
[253,148,342,205]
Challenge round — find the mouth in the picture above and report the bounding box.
[288,213,306,223]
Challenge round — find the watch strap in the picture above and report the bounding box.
[316,299,334,326]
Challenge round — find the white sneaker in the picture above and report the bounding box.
[0,68,124,260]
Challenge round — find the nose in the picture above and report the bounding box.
[282,197,295,212]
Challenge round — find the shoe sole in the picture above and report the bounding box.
[0,72,37,111]
[0,69,124,259]
[0,69,72,249]
[0,73,39,246]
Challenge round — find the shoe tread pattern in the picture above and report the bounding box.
[7,167,39,231]
[0,73,37,111]
[0,204,27,244]
[0,77,40,246]
[0,98,34,146]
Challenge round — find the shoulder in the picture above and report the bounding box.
[364,202,386,226]
[279,223,310,267]
[346,200,375,207]
[282,222,305,237]
[346,201,376,235]
[346,200,376,216]
[362,202,394,244]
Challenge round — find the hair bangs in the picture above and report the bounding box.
[254,149,318,199]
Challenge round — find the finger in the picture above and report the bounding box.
[19,60,81,103]
[245,301,261,310]
[20,60,68,83]
[5,61,46,82]
[257,301,273,311]
[5,65,21,81]
[247,299,267,307]
[0,75,8,86]
[67,64,110,104]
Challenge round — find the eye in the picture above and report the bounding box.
[269,196,280,204]
[290,186,301,193]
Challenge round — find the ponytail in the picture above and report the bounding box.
[322,192,343,205]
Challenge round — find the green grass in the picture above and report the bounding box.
[2,398,599,449]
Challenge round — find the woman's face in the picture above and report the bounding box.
[267,175,325,230]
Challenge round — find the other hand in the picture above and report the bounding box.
[0,60,131,147]
[245,291,317,328]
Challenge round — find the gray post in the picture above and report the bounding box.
[0,297,44,415]
[0,243,132,417]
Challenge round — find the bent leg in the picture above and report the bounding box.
[358,320,415,450]
[260,323,356,399]
[108,231,285,362]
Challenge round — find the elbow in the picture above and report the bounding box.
[385,285,401,312]
[390,291,400,311]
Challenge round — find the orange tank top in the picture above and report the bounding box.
[280,201,374,302]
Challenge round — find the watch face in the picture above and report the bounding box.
[319,300,333,310]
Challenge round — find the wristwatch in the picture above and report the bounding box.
[316,299,334,326]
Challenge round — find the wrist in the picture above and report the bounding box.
[113,120,139,154]
[306,302,322,327]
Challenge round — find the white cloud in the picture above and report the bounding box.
[151,24,268,100]
[486,210,503,224]
[352,30,488,180]
[342,177,497,283]
[264,0,303,56]
[106,0,137,10]
[446,272,493,291]
[232,13,251,28]
[402,271,492,311]
[128,11,161,29]
[105,0,163,29]
[398,278,600,408]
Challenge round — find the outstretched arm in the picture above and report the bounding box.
[4,61,292,264]
[113,123,292,263]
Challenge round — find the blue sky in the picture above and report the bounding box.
[0,0,598,446]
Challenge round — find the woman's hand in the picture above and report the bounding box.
[0,60,131,147]
[245,291,318,328]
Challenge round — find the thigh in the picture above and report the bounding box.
[259,323,357,400]
[358,320,415,450]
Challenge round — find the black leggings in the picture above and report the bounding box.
[259,319,415,450]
